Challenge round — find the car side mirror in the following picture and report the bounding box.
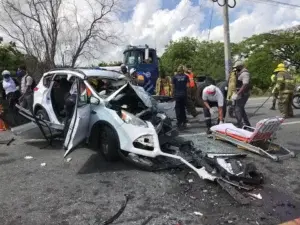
[90,96,100,105]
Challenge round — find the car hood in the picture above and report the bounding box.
[105,82,153,108]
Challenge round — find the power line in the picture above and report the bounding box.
[207,2,215,40]
[244,0,300,9]
[260,0,300,8]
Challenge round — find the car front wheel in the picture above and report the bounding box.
[98,125,120,161]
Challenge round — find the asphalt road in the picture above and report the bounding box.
[0,97,300,225]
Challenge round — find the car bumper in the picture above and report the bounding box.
[117,121,162,158]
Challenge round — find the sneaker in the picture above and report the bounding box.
[206,129,212,135]
[270,106,275,110]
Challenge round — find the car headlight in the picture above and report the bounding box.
[121,110,148,127]
[133,135,154,151]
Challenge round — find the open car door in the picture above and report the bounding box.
[12,104,64,142]
[63,79,91,157]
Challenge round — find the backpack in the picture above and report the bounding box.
[25,75,37,90]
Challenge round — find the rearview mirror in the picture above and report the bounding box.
[90,96,100,105]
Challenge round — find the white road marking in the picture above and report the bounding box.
[282,121,300,126]
[246,103,271,107]
[179,132,206,137]
[248,97,270,101]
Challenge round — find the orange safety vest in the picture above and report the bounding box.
[186,73,195,88]
[87,87,92,97]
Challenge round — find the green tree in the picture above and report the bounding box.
[160,37,199,75]
[160,37,240,81]
[0,42,25,75]
[246,49,279,90]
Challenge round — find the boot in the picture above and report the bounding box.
[270,100,276,110]
[205,119,212,135]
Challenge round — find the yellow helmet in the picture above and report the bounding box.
[89,78,98,87]
[274,63,286,72]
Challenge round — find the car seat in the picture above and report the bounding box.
[51,78,72,118]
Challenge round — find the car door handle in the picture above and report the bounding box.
[91,110,96,114]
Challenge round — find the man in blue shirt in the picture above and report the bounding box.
[172,65,189,129]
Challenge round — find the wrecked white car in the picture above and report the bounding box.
[12,68,176,160]
[12,68,266,204]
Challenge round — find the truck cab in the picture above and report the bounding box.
[123,45,159,94]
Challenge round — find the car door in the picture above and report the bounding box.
[63,78,91,157]
[39,73,59,123]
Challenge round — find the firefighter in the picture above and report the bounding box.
[202,84,225,134]
[270,64,285,110]
[129,68,139,85]
[155,74,172,96]
[185,65,200,117]
[231,60,251,128]
[275,64,295,118]
[226,68,237,101]
[172,65,189,129]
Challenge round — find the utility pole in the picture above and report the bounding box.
[222,0,231,81]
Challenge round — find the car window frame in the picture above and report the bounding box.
[43,73,54,88]
[77,78,89,107]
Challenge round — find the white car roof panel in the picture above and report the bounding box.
[77,69,125,80]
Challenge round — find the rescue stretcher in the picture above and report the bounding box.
[210,117,296,161]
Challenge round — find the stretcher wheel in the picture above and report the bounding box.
[290,151,296,158]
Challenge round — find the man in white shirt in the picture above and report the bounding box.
[2,70,17,96]
[18,65,34,112]
[202,84,225,134]
[2,70,20,126]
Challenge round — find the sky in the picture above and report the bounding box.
[99,0,300,63]
[1,0,300,64]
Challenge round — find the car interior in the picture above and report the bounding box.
[46,75,127,122]
[87,77,127,98]
[108,84,149,115]
[50,74,72,121]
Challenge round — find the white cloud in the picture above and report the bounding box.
[1,0,300,65]
[202,0,300,42]
[98,0,300,63]
[100,0,205,62]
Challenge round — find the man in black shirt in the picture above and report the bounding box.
[172,65,189,129]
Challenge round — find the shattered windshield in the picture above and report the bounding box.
[87,76,127,99]
[130,84,157,108]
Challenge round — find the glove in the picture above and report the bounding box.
[209,108,216,115]
[231,93,238,101]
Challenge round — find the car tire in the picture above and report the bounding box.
[292,94,300,109]
[98,125,120,161]
[35,108,50,121]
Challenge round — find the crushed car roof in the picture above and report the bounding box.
[46,67,125,80]
[78,68,124,79]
